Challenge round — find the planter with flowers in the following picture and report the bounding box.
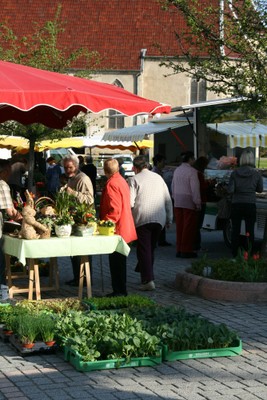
[71,203,97,237]
[54,191,74,237]
[175,245,267,302]
[97,220,116,236]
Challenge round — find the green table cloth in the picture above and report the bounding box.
[3,234,130,265]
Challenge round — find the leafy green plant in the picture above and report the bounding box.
[54,191,75,225]
[0,304,13,324]
[15,298,84,314]
[16,314,39,344]
[55,310,160,362]
[1,305,28,332]
[126,305,238,352]
[71,202,97,226]
[83,294,155,310]
[190,253,267,282]
[38,314,57,342]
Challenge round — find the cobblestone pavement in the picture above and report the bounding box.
[0,227,267,400]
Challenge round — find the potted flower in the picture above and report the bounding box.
[54,191,75,237]
[97,219,116,236]
[72,203,97,237]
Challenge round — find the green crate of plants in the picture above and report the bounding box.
[64,345,162,372]
[126,305,242,361]
[82,294,155,311]
[162,338,242,361]
[57,310,162,372]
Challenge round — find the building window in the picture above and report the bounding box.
[190,78,206,104]
[109,80,125,129]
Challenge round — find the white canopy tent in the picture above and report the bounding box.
[0,135,153,153]
[207,121,267,148]
[103,116,191,142]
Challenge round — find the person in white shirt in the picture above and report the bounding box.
[128,155,173,291]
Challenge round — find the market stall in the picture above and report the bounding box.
[3,235,130,300]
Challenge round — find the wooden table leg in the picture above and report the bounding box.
[28,259,34,300]
[84,256,92,299]
[5,254,12,288]
[79,256,92,300]
[78,261,85,300]
[34,261,41,300]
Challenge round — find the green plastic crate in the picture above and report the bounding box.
[162,339,242,361]
[64,345,162,372]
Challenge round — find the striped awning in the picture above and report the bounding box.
[103,117,191,141]
[207,121,267,148]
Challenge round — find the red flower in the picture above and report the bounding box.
[243,251,249,261]
[246,232,250,237]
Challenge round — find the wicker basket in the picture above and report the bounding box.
[35,196,55,211]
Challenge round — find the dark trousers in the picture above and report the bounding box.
[70,255,93,281]
[0,237,6,285]
[136,223,162,283]
[158,226,166,244]
[109,251,127,295]
[174,207,197,253]
[231,203,256,257]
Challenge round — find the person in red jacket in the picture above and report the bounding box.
[100,158,137,297]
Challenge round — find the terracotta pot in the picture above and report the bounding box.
[22,342,35,349]
[45,340,56,347]
[4,330,13,336]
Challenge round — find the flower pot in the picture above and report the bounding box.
[45,340,56,347]
[97,226,115,236]
[22,342,35,349]
[4,329,13,336]
[74,223,96,237]
[55,224,72,238]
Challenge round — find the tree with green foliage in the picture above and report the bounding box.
[160,0,267,119]
[0,4,100,191]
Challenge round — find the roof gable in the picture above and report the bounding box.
[0,0,214,71]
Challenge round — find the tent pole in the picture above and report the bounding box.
[134,141,141,150]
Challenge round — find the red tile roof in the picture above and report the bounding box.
[0,0,198,70]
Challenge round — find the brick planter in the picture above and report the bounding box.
[175,270,267,302]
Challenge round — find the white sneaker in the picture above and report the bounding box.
[139,281,155,291]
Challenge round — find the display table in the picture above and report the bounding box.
[3,234,130,300]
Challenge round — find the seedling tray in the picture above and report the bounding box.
[162,339,242,361]
[9,334,57,356]
[64,345,162,372]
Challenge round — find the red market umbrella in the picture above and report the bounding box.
[0,61,171,128]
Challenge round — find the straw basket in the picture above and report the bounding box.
[34,196,55,211]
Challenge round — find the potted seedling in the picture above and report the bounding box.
[54,191,74,237]
[16,314,39,348]
[38,314,57,346]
